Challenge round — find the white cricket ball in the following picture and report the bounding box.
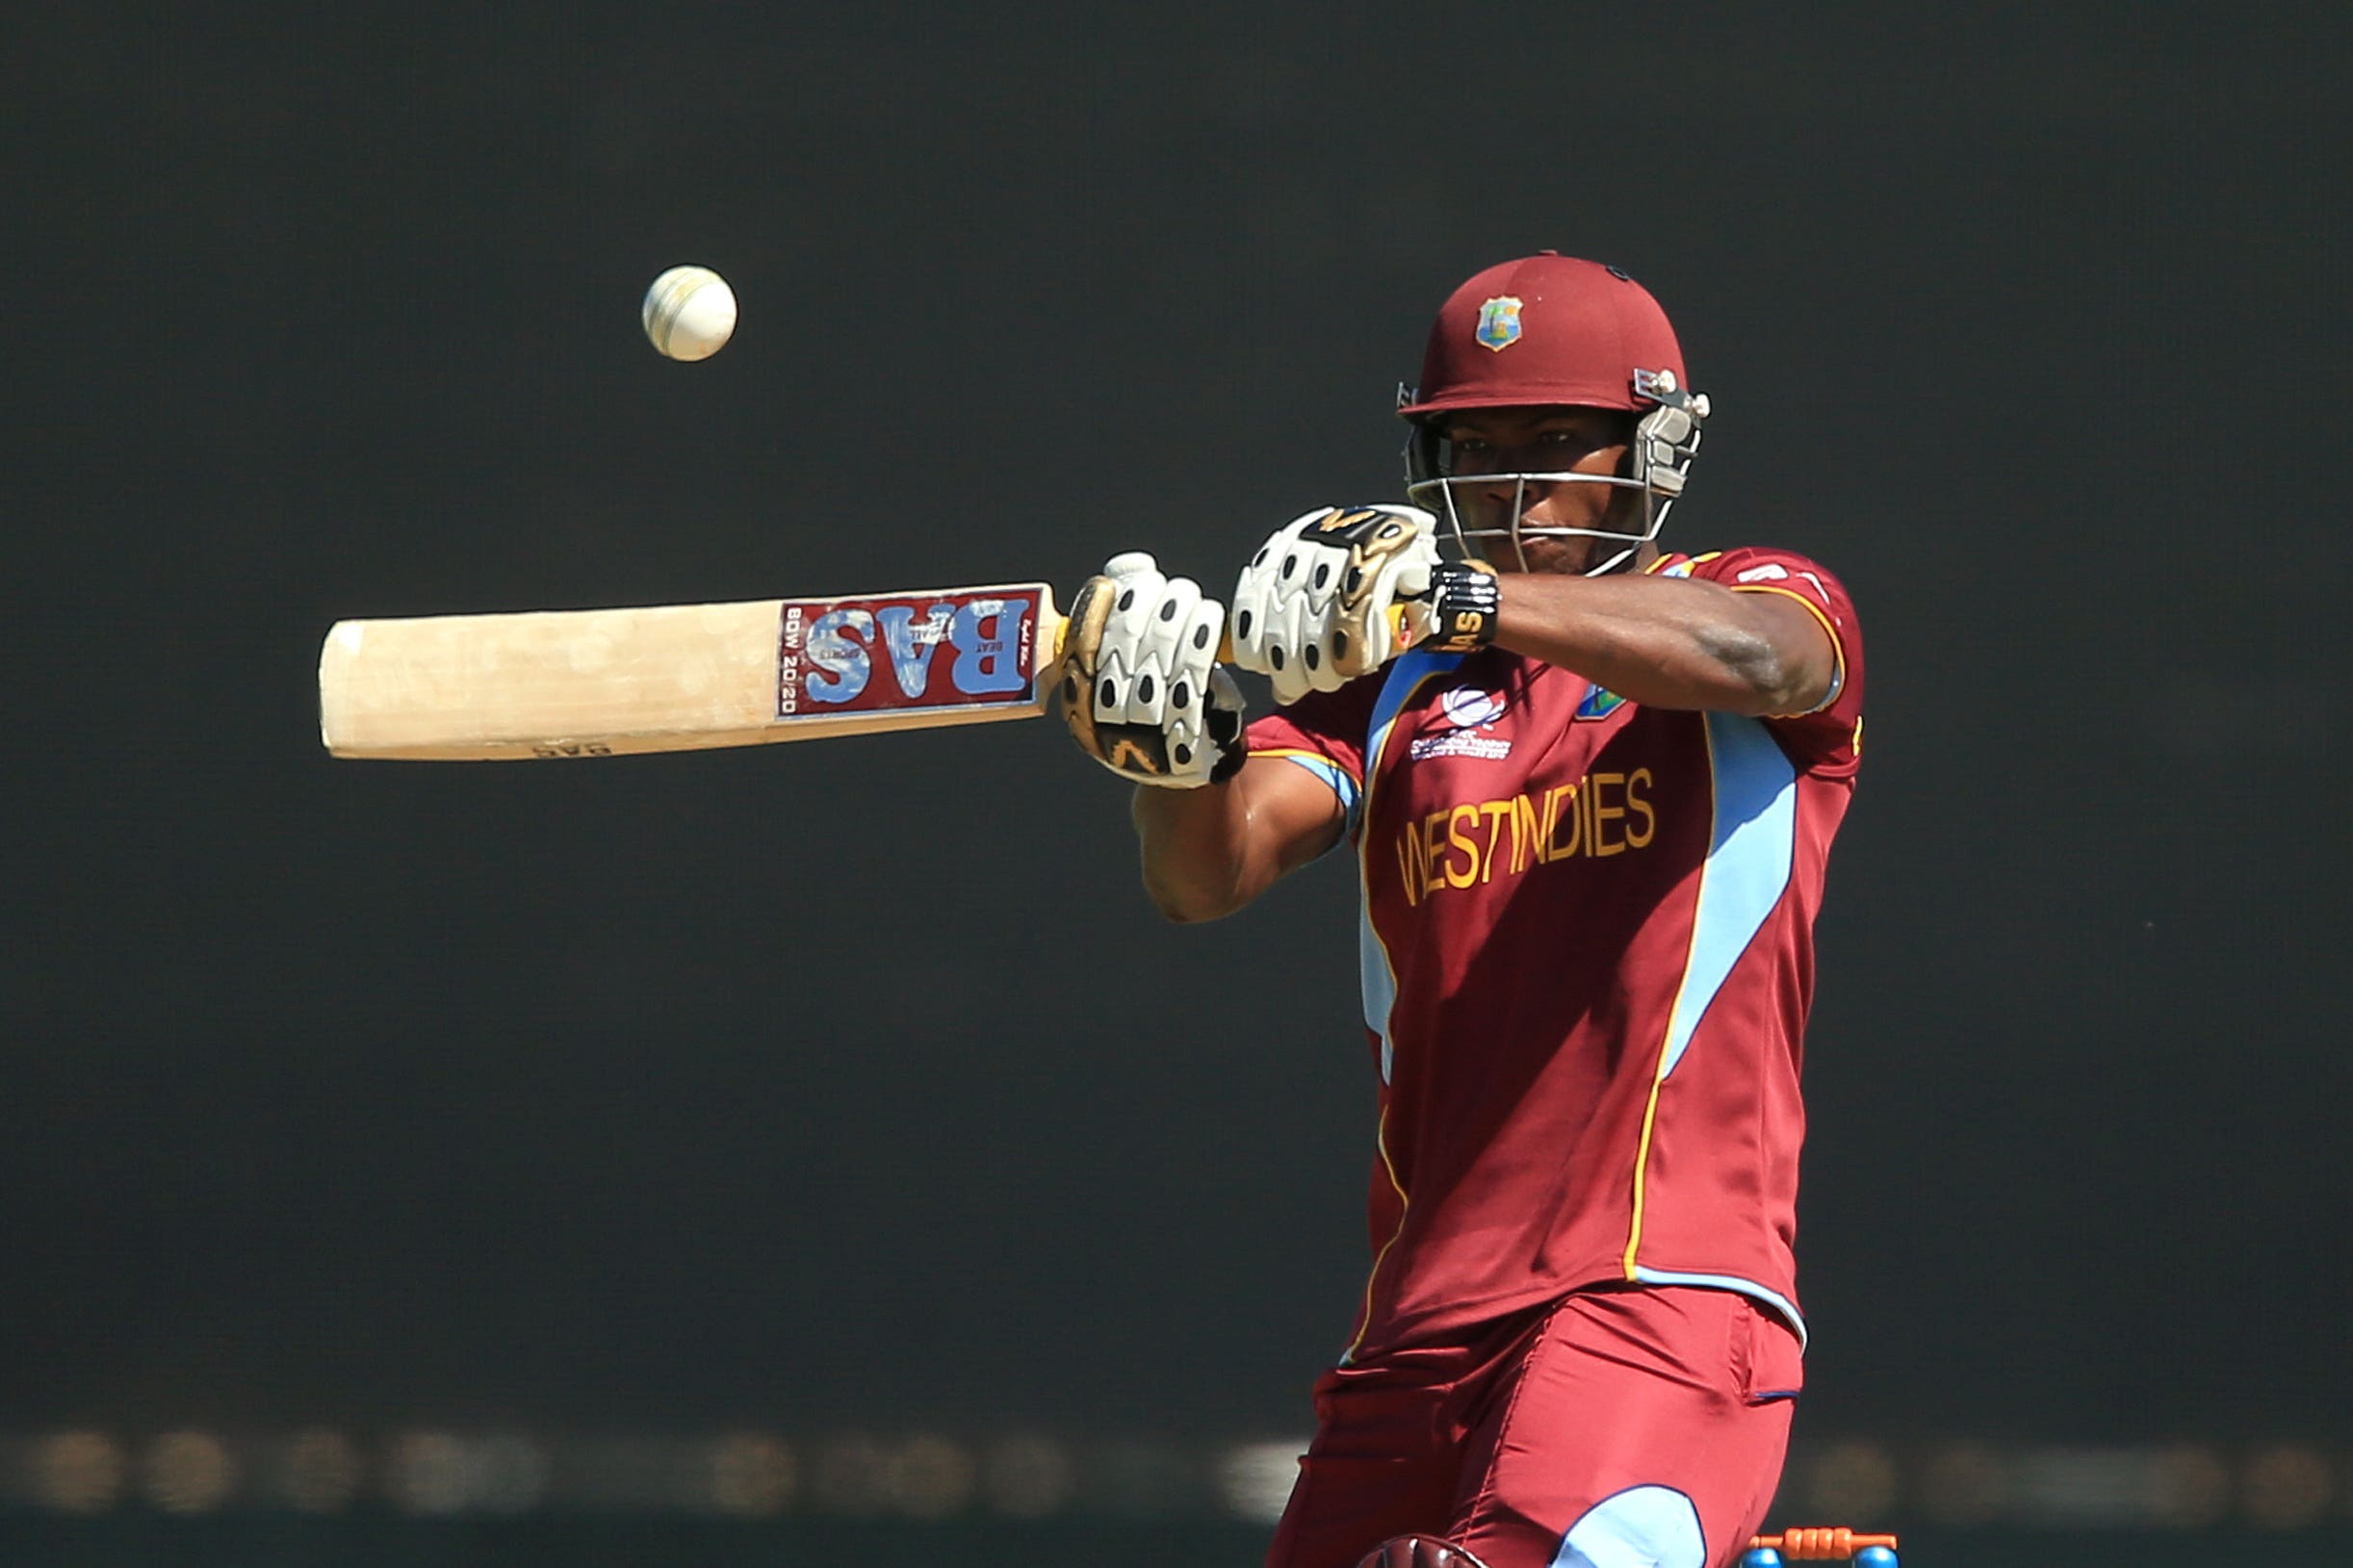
[641,265,737,361]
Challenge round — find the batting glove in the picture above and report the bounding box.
[1058,553,1245,788]
[1228,505,1440,706]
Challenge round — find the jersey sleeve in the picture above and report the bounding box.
[1243,674,1385,835]
[1691,547,1865,778]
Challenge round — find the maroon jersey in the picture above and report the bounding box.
[1246,548,1864,1359]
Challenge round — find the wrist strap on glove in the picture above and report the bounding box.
[1426,561,1502,654]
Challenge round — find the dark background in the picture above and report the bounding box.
[8,3,2349,1561]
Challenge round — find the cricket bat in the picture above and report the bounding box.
[319,584,1095,760]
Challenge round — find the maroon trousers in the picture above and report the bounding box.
[1267,1286,1802,1568]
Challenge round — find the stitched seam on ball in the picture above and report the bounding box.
[654,272,705,356]
[657,276,687,355]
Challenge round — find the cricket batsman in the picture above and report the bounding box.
[1057,253,1865,1568]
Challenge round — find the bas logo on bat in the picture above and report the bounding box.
[777,591,1043,718]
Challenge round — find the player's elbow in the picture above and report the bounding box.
[1141,864,1247,924]
[1138,831,1256,922]
[1150,894,1227,924]
[1696,624,1810,716]
[1726,664,1820,718]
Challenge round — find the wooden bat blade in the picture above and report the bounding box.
[320,584,1068,760]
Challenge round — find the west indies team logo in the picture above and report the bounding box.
[1474,296,1524,351]
[1575,683,1627,720]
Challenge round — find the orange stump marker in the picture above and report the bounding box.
[1748,1528,1900,1559]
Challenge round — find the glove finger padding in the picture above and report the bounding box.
[1059,553,1241,788]
[1230,505,1439,706]
[1099,568,1200,730]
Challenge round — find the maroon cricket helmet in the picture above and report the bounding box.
[1396,252,1686,421]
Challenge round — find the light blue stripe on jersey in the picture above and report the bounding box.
[1656,711,1798,1080]
[1358,649,1462,1083]
[1631,1266,1809,1351]
[1272,753,1363,841]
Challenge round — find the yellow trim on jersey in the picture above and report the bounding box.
[1346,1107,1412,1360]
[1642,550,1719,578]
[1728,582,1848,717]
[1620,1009,1686,1279]
[1620,714,1719,1277]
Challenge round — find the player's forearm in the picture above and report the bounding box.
[1132,755,1346,922]
[1131,777,1266,923]
[1491,573,1819,715]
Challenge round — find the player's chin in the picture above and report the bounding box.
[1517,537,1595,576]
